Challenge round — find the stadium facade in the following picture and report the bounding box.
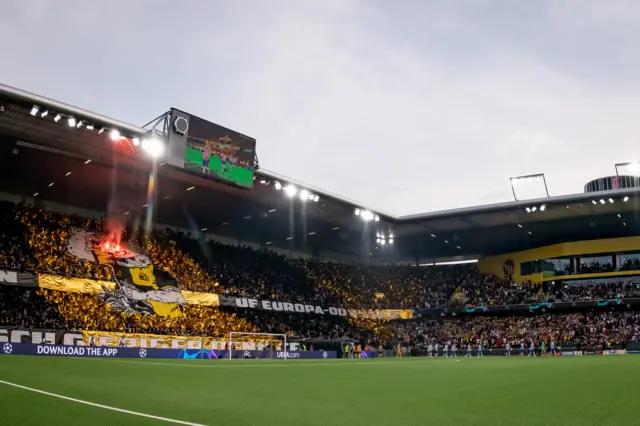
[1,82,639,284]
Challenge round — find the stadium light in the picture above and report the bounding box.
[53,114,61,123]
[30,106,39,116]
[76,121,84,129]
[284,184,298,197]
[355,208,361,216]
[274,181,282,190]
[360,210,374,221]
[40,110,48,118]
[540,204,546,211]
[389,238,394,244]
[68,117,76,127]
[141,136,164,158]
[132,137,140,146]
[624,196,629,202]
[509,173,550,201]
[299,189,310,201]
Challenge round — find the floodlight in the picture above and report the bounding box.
[361,210,374,221]
[624,196,629,202]
[313,194,320,202]
[355,208,361,216]
[525,207,531,213]
[30,106,39,116]
[68,117,76,127]
[592,200,597,205]
[141,136,165,158]
[109,129,120,141]
[609,198,614,204]
[380,239,386,246]
[132,137,140,146]
[284,184,298,197]
[299,189,310,201]
[374,215,380,222]
[274,181,282,190]
[540,205,546,211]
[86,124,94,131]
[76,121,83,129]
[531,206,537,212]
[54,114,61,122]
[40,110,48,118]
[599,199,605,204]
[376,238,381,244]
[389,238,394,244]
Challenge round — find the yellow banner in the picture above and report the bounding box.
[182,290,220,307]
[38,274,220,307]
[39,274,116,294]
[374,309,413,320]
[83,330,226,349]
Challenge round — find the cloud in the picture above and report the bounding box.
[1,1,640,216]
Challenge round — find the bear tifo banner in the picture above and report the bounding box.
[64,228,185,318]
[219,296,414,320]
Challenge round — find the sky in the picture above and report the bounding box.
[2,0,640,216]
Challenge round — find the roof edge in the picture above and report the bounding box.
[399,187,640,221]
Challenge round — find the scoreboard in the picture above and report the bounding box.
[165,108,256,188]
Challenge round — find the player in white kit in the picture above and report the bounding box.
[427,344,434,358]
[434,343,440,358]
[443,342,449,358]
[451,343,458,358]
[505,341,511,356]
[465,343,472,357]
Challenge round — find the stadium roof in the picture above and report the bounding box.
[1,82,639,261]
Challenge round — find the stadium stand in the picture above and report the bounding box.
[1,82,640,361]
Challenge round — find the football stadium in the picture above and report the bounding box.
[1,82,640,426]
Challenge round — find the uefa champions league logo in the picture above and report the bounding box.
[322,351,328,359]
[2,343,12,354]
[138,349,147,358]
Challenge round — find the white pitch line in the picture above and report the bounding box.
[0,379,205,426]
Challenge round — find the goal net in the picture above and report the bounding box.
[228,332,287,360]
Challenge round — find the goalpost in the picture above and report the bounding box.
[228,332,287,360]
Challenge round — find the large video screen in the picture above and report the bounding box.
[181,113,256,188]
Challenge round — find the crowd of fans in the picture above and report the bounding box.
[394,311,640,350]
[2,201,640,344]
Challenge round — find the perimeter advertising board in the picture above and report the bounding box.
[166,108,256,188]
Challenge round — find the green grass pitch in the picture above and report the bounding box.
[0,355,638,425]
[184,146,253,188]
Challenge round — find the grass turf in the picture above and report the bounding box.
[0,355,637,425]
